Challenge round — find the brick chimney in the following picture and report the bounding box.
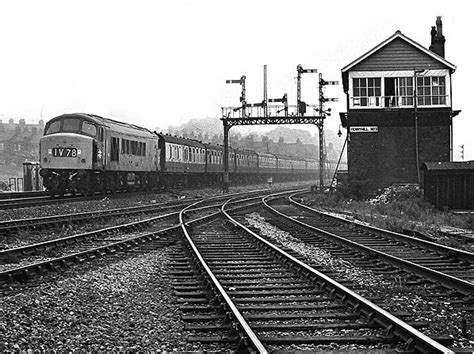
[429,16,445,58]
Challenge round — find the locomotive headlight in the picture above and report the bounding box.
[98,149,102,159]
[48,149,52,155]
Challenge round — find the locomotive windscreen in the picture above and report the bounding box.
[62,118,81,132]
[44,117,98,138]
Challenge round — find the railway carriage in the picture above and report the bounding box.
[306,159,318,172]
[203,143,225,185]
[256,152,277,175]
[157,133,206,187]
[292,157,308,181]
[275,154,297,181]
[293,157,307,173]
[233,148,258,183]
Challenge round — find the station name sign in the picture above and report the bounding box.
[349,126,378,133]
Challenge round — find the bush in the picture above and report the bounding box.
[0,181,10,191]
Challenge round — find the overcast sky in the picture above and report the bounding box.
[0,0,472,159]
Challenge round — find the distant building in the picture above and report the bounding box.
[340,17,460,194]
[0,118,44,166]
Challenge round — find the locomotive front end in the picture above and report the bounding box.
[41,133,94,170]
[39,114,103,195]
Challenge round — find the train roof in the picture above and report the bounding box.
[255,152,276,158]
[421,161,474,171]
[203,142,224,151]
[157,133,205,148]
[48,113,156,138]
[234,148,258,156]
[274,153,305,161]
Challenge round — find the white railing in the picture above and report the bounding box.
[351,95,449,108]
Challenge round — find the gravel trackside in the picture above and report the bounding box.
[244,212,473,349]
[0,247,186,352]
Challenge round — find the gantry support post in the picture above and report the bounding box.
[318,123,324,190]
[223,121,230,193]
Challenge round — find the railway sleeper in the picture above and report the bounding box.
[260,335,398,345]
[179,305,216,312]
[186,335,238,343]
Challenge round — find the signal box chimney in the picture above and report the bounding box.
[429,16,445,58]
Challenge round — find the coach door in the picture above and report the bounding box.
[110,137,120,168]
[155,142,161,171]
[95,126,106,169]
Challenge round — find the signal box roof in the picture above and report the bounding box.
[341,31,456,92]
[342,31,456,73]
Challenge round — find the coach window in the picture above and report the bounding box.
[82,121,97,137]
[111,137,119,161]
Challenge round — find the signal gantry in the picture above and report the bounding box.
[221,65,338,192]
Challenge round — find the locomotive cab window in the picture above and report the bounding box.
[62,118,81,132]
[45,120,61,135]
[82,121,97,137]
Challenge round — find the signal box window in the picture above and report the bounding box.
[352,78,381,107]
[352,77,381,107]
[417,76,446,105]
[398,77,414,106]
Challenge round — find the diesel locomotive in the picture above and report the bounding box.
[39,113,319,195]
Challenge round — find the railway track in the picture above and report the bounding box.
[0,189,278,287]
[3,187,470,351]
[264,194,473,295]
[0,191,49,201]
[0,198,192,237]
[171,192,454,352]
[0,186,305,238]
[0,192,100,210]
